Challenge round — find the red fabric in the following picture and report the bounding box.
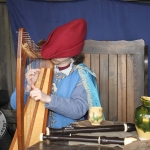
[41,18,87,59]
[58,63,70,71]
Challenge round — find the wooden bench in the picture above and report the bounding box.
[83,39,146,123]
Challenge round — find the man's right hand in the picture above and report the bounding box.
[25,69,41,92]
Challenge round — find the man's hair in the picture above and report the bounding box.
[72,53,85,65]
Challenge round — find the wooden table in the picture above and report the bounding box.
[27,121,137,150]
[27,140,123,150]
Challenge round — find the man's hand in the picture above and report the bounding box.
[30,84,51,103]
[25,69,40,92]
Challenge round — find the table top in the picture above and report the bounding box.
[27,140,123,150]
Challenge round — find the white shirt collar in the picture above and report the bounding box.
[54,59,74,76]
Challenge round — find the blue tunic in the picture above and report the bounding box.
[10,61,102,128]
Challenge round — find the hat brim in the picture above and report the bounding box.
[42,41,85,59]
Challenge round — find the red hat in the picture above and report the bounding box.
[41,18,87,59]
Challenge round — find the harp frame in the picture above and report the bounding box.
[9,28,53,150]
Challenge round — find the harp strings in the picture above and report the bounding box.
[22,31,41,51]
[23,31,42,144]
[22,31,42,59]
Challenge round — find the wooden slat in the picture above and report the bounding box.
[83,40,144,54]
[127,54,134,122]
[133,54,144,109]
[84,54,91,68]
[100,54,109,120]
[91,54,100,90]
[118,54,127,122]
[108,54,117,121]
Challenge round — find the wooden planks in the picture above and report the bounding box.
[118,54,127,122]
[109,54,117,121]
[100,54,109,120]
[83,39,145,122]
[126,54,134,122]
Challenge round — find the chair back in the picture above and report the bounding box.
[83,39,145,123]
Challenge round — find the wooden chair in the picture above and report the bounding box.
[83,39,146,123]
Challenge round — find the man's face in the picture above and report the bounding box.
[51,57,71,66]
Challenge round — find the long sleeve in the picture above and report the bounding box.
[10,88,29,110]
[45,84,89,119]
[10,90,17,110]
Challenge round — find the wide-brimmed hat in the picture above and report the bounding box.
[41,18,87,59]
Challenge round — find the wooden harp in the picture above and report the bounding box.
[9,28,53,150]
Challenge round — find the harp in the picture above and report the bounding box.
[9,28,53,150]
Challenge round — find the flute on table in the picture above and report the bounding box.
[40,133,137,145]
[46,123,136,136]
